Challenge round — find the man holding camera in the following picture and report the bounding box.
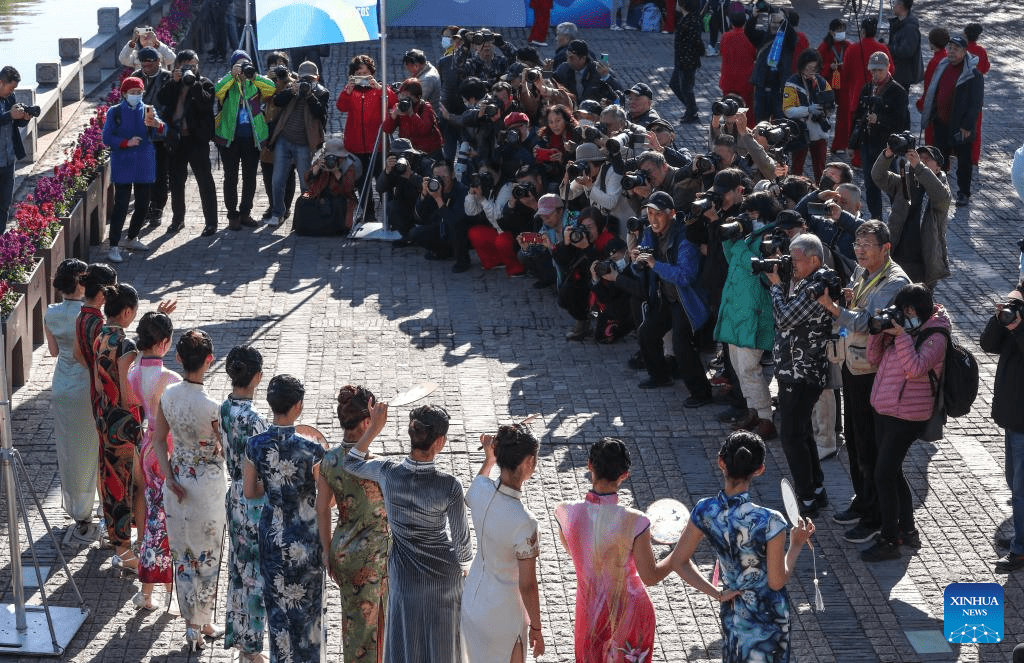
[378,139,431,239]
[0,67,29,229]
[130,48,172,226]
[553,40,622,104]
[267,61,330,230]
[564,141,635,236]
[214,50,276,235]
[625,83,661,127]
[980,279,1024,573]
[402,50,441,108]
[817,220,909,542]
[410,161,467,260]
[767,232,835,516]
[632,192,713,405]
[851,51,908,219]
[555,207,615,340]
[872,144,951,289]
[518,193,564,288]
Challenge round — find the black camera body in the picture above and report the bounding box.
[626,216,648,233]
[567,223,588,244]
[868,304,906,334]
[760,227,790,257]
[594,259,617,278]
[323,154,340,170]
[693,152,722,175]
[298,80,313,97]
[512,182,536,199]
[805,267,842,301]
[566,161,587,179]
[690,190,723,217]
[997,299,1024,326]
[426,177,442,193]
[240,62,257,79]
[16,104,41,118]
[180,65,198,87]
[573,124,604,144]
[397,98,412,113]
[525,68,542,83]
[887,130,916,155]
[719,220,745,242]
[620,171,647,191]
[271,65,290,80]
[750,254,793,282]
[393,157,410,175]
[712,98,740,117]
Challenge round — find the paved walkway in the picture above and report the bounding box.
[2,1,1023,660]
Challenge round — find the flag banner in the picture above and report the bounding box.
[256,0,380,50]
[386,0,528,27]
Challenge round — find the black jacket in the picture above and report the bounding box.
[0,93,29,160]
[920,55,984,144]
[852,77,909,148]
[980,316,1024,433]
[157,76,216,143]
[553,60,622,103]
[887,13,923,86]
[131,68,172,110]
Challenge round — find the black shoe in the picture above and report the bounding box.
[680,114,700,124]
[452,262,471,273]
[424,251,446,261]
[995,534,1013,549]
[799,490,828,518]
[627,352,645,370]
[995,552,1024,573]
[898,529,921,549]
[239,215,258,228]
[532,279,555,289]
[639,376,674,389]
[760,352,774,367]
[718,406,749,424]
[861,536,900,562]
[684,395,713,408]
[955,192,970,207]
[844,523,880,543]
[832,508,862,525]
[201,225,217,237]
[146,208,163,227]
[167,220,184,234]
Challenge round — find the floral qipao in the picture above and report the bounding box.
[127,357,181,583]
[554,491,655,663]
[320,446,389,663]
[220,397,269,654]
[92,324,142,545]
[246,426,326,663]
[690,491,792,663]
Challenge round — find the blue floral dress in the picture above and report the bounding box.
[246,425,326,663]
[690,491,792,663]
[220,396,269,655]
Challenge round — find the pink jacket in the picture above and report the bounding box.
[868,305,950,421]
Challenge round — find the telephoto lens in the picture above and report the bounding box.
[397,98,412,113]
[393,158,409,175]
[427,177,442,193]
[181,69,197,86]
[241,63,257,78]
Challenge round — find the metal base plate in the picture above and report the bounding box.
[349,222,402,241]
[0,604,89,656]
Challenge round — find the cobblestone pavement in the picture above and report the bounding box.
[3,0,1023,660]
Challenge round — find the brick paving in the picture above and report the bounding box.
[2,0,1023,660]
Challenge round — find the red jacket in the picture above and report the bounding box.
[382,99,443,154]
[719,28,755,103]
[868,305,950,422]
[335,85,398,155]
[965,42,989,165]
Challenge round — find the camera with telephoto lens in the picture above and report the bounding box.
[525,68,543,83]
[271,65,290,80]
[468,170,494,195]
[512,182,536,199]
[759,226,790,257]
[323,154,340,170]
[397,98,412,113]
[298,79,313,97]
[180,66,197,86]
[240,61,257,79]
[805,267,843,300]
[393,157,410,175]
[688,190,723,220]
[567,222,588,244]
[719,220,745,241]
[997,299,1024,326]
[756,120,793,148]
[566,161,587,179]
[750,254,793,282]
[887,130,916,155]
[868,304,906,334]
[712,98,740,117]
[572,124,604,144]
[15,104,41,118]
[621,171,647,191]
[502,128,521,146]
[594,259,618,277]
[693,152,722,175]
[426,177,442,193]
[626,216,648,233]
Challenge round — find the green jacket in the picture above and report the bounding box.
[214,73,275,148]
[714,224,776,351]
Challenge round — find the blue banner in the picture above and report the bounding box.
[386,0,528,27]
[256,0,380,50]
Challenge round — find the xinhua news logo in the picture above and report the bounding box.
[944,582,1004,644]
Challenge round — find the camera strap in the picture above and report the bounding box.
[851,259,890,307]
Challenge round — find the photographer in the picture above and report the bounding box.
[533,105,576,181]
[623,151,688,209]
[552,40,622,103]
[589,238,636,344]
[555,207,615,340]
[748,7,802,122]
[259,52,297,223]
[625,83,661,126]
[383,78,444,160]
[462,30,515,85]
[646,119,693,171]
[130,48,172,226]
[766,233,834,517]
[410,161,467,260]
[631,192,713,405]
[293,138,360,235]
[119,25,175,69]
[980,278,1024,573]
[214,50,276,234]
[0,66,29,228]
[817,220,909,545]
[871,144,951,289]
[157,51,219,236]
[378,138,432,239]
[517,193,565,288]
[267,61,331,230]
[402,49,441,108]
[686,168,747,310]
[562,141,635,234]
[850,51,909,219]
[793,161,853,219]
[458,167,532,275]
[492,112,537,184]
[720,112,777,182]
[783,49,834,181]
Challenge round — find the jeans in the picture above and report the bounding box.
[841,366,880,523]
[219,138,260,220]
[1005,428,1024,555]
[272,138,311,217]
[873,413,926,541]
[260,160,296,216]
[637,299,711,399]
[670,68,698,118]
[0,163,13,230]
[778,380,824,500]
[168,135,219,228]
[109,182,152,246]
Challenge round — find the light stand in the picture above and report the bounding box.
[0,341,88,655]
[238,0,259,67]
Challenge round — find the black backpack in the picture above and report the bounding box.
[915,327,980,418]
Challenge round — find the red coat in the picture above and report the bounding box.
[819,39,851,150]
[382,99,443,154]
[842,38,892,164]
[719,27,755,106]
[917,50,945,145]
[966,42,989,164]
[794,32,810,71]
[336,85,398,155]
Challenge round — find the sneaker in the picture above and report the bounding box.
[760,351,774,366]
[261,208,274,221]
[684,394,713,408]
[107,246,124,263]
[861,536,900,562]
[799,490,828,518]
[994,552,1024,573]
[832,508,862,525]
[610,24,623,30]
[265,216,281,228]
[752,419,777,440]
[955,192,970,207]
[639,376,674,389]
[529,40,548,46]
[146,208,163,227]
[898,528,921,549]
[201,225,217,237]
[623,24,638,30]
[844,523,880,543]
[706,45,719,56]
[120,237,149,251]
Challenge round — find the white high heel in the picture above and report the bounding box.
[185,627,206,652]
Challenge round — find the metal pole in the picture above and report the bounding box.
[0,358,26,631]
[379,0,390,232]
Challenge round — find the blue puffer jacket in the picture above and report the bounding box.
[639,223,710,332]
[102,101,162,184]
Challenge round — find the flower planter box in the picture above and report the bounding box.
[60,196,87,260]
[101,161,112,245]
[36,226,66,306]
[86,172,105,249]
[12,259,46,347]
[2,293,29,394]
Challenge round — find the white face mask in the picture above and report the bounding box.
[441,36,452,50]
[903,316,921,332]
[834,31,846,41]
[125,93,143,107]
[615,258,628,271]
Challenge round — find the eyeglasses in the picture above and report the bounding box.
[852,241,880,250]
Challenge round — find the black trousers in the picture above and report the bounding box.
[873,413,926,540]
[933,119,975,197]
[841,366,879,524]
[149,141,169,213]
[168,136,219,228]
[518,247,557,284]
[778,380,824,500]
[110,183,151,246]
[260,160,296,215]
[637,299,711,399]
[219,138,260,220]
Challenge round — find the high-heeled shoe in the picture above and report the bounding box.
[185,627,206,652]
[201,623,225,639]
[111,550,138,577]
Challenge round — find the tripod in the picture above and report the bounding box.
[0,347,88,655]
[238,0,258,67]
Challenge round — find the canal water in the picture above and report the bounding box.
[0,0,134,88]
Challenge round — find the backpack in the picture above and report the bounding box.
[640,3,662,32]
[915,327,980,418]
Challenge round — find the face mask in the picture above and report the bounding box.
[903,316,921,332]
[441,37,452,50]
[818,174,836,191]
[125,93,143,107]
[752,219,766,232]
[615,258,627,271]
[834,31,846,41]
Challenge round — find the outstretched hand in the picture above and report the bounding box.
[366,398,389,438]
[156,299,177,315]
[791,517,815,548]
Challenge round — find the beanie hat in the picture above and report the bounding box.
[120,77,145,95]
[230,50,251,66]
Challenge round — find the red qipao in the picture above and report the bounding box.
[819,39,851,151]
[965,42,989,164]
[917,49,946,145]
[528,0,553,43]
[842,38,892,166]
[719,27,755,108]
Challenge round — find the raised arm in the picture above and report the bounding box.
[766,517,814,591]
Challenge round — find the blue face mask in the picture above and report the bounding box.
[125,93,143,107]
[615,258,627,271]
[441,37,452,50]
[903,316,921,332]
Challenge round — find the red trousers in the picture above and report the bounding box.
[529,3,552,43]
[792,139,828,182]
[467,226,526,275]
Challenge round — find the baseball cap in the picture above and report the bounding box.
[711,169,745,195]
[641,191,675,212]
[297,61,319,77]
[137,47,159,62]
[535,194,563,216]
[775,210,806,229]
[577,99,603,116]
[575,142,605,162]
[604,237,628,257]
[504,111,530,127]
[947,35,968,49]
[867,51,889,70]
[626,83,653,99]
[506,62,526,79]
[917,144,945,167]
[647,118,674,133]
[567,40,589,57]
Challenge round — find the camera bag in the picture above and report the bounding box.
[293,194,348,236]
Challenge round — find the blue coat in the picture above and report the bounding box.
[640,223,710,332]
[102,101,162,184]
